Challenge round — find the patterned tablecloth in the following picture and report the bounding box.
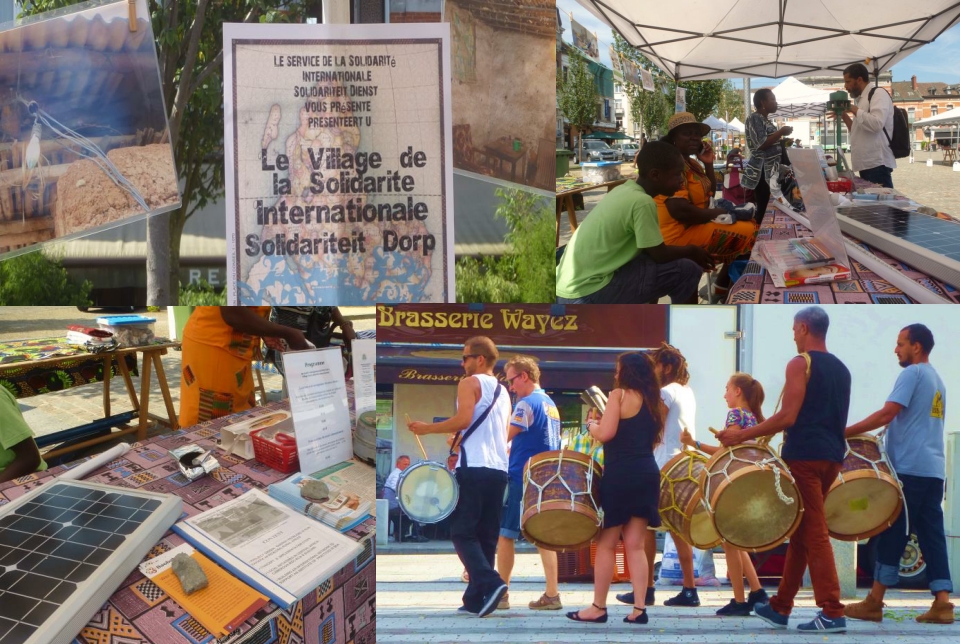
[727,208,960,304]
[0,338,140,399]
[0,400,375,644]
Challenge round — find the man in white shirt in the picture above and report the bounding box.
[830,63,896,188]
[409,336,511,618]
[382,455,428,542]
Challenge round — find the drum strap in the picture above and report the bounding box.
[451,383,504,468]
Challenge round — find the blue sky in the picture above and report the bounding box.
[557,0,960,88]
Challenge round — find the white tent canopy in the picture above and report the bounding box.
[727,117,744,132]
[703,115,727,130]
[755,77,833,118]
[915,106,960,126]
[574,0,960,80]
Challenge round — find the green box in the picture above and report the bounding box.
[556,149,574,178]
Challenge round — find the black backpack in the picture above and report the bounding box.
[868,87,911,159]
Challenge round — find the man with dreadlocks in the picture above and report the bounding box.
[616,342,700,609]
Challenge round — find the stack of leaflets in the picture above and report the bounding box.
[756,237,851,287]
[268,459,374,532]
[173,489,363,609]
[65,324,117,350]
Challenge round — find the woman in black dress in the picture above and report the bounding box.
[566,352,664,625]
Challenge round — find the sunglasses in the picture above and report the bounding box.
[461,354,481,363]
[505,373,523,384]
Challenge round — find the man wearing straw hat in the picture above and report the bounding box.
[494,356,562,611]
[844,324,954,624]
[408,336,512,617]
[718,306,850,633]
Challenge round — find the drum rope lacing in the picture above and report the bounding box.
[524,449,603,527]
[660,451,708,538]
[702,446,797,515]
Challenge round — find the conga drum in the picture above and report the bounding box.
[700,444,803,552]
[397,460,459,524]
[659,450,721,549]
[521,450,602,552]
[824,435,902,541]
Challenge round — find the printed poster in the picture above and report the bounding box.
[224,23,454,305]
[641,69,655,92]
[623,59,641,87]
[571,17,599,60]
[676,86,686,113]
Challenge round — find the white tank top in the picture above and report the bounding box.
[455,374,510,471]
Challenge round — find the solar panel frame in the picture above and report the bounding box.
[0,480,182,644]
[835,204,960,290]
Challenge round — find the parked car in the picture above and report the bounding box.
[612,142,640,162]
[576,139,618,164]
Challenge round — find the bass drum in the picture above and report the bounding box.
[824,435,902,541]
[659,450,721,549]
[521,450,602,552]
[397,461,459,524]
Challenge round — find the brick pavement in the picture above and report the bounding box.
[378,552,959,643]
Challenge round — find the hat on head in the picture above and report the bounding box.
[666,112,711,138]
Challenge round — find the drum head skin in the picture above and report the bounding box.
[825,476,902,541]
[713,469,802,551]
[397,461,459,524]
[523,510,599,552]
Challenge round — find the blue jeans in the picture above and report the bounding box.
[859,165,894,189]
[556,253,702,304]
[499,479,523,539]
[875,474,953,594]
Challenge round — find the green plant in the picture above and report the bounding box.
[558,49,601,163]
[178,279,226,305]
[455,189,554,303]
[0,252,92,305]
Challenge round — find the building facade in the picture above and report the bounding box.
[558,42,617,151]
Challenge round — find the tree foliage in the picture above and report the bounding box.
[613,33,726,137]
[558,48,600,160]
[0,252,92,306]
[717,80,746,123]
[20,0,322,303]
[455,189,554,303]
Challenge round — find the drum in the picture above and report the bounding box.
[824,435,902,541]
[397,460,459,524]
[521,450,602,552]
[659,450,721,549]
[354,411,377,465]
[700,444,803,552]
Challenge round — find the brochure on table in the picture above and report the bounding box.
[140,544,268,637]
[351,337,376,416]
[756,148,852,287]
[172,489,362,610]
[268,459,375,532]
[282,347,353,473]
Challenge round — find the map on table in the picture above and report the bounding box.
[224,22,454,305]
[0,481,181,644]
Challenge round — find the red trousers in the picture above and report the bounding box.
[769,459,845,619]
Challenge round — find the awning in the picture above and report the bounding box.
[584,132,637,140]
[915,106,960,126]
[758,77,833,118]
[574,1,960,80]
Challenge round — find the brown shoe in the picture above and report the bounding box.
[529,593,563,610]
[497,591,510,610]
[844,594,884,622]
[916,600,955,624]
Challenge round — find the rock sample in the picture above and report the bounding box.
[171,553,208,595]
[300,479,330,503]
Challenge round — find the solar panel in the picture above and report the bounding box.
[0,481,182,644]
[835,204,960,289]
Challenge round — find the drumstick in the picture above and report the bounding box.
[708,426,720,436]
[405,413,430,461]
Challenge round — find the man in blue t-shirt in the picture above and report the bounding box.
[844,323,954,624]
[494,356,562,611]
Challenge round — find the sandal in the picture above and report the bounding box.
[565,603,608,623]
[624,606,649,624]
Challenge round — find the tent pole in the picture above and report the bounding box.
[744,77,751,155]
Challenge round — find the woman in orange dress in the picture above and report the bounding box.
[179,307,309,427]
[654,113,759,299]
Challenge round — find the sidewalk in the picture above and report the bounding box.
[377,552,957,643]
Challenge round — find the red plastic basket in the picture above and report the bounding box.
[251,428,299,473]
[826,178,853,193]
[557,546,594,583]
[589,540,631,582]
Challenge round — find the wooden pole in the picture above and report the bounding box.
[129,0,137,32]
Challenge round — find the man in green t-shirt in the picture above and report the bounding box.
[557,141,714,303]
[0,386,47,483]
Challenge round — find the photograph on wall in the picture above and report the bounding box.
[0,0,180,260]
[446,0,555,192]
[223,22,455,305]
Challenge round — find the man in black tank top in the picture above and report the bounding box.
[718,307,850,633]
